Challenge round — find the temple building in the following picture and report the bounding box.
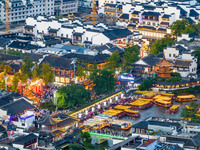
[155,55,172,78]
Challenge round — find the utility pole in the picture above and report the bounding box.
[53,90,58,111]
[72,58,77,83]
[4,75,8,91]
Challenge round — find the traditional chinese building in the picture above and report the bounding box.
[155,55,172,78]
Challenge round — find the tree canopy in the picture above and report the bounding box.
[41,63,54,85]
[121,45,139,71]
[90,69,116,95]
[20,56,33,79]
[170,19,190,36]
[181,101,200,123]
[149,37,174,55]
[11,73,19,92]
[39,102,56,111]
[57,82,91,109]
[139,79,153,91]
[106,50,120,70]
[32,62,40,80]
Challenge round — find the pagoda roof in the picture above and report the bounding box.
[157,55,172,67]
[37,114,56,126]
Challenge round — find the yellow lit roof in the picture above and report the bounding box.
[134,90,149,94]
[177,95,195,99]
[144,91,157,97]
[153,95,171,101]
[170,105,179,110]
[160,92,174,97]
[124,109,139,113]
[103,109,123,116]
[154,99,171,104]
[114,105,131,110]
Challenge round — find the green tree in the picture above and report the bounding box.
[57,82,91,109]
[90,69,116,95]
[106,50,120,70]
[193,48,200,70]
[0,63,12,73]
[149,37,174,55]
[81,132,91,142]
[41,63,54,85]
[139,79,153,91]
[68,143,86,150]
[11,73,19,92]
[5,49,22,56]
[170,19,189,36]
[20,56,33,79]
[121,45,139,71]
[32,62,40,80]
[39,102,56,111]
[77,64,87,79]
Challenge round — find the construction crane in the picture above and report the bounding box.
[91,0,96,25]
[5,0,10,34]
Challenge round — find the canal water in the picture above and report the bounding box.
[86,96,200,150]
[122,99,200,124]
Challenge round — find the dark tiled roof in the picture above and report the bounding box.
[177,6,187,15]
[141,54,161,66]
[133,121,148,129]
[0,38,10,47]
[173,59,192,68]
[0,98,34,116]
[102,28,132,40]
[192,133,200,147]
[138,26,156,30]
[8,41,39,50]
[156,52,164,58]
[176,45,188,53]
[13,133,37,145]
[22,53,43,62]
[166,136,197,147]
[0,92,21,107]
[24,25,34,29]
[62,53,110,64]
[189,32,199,38]
[132,11,140,15]
[41,55,73,70]
[37,115,56,126]
[57,117,78,128]
[73,32,83,36]
[93,45,109,52]
[104,3,116,7]
[48,28,58,33]
[162,14,171,18]
[109,46,124,55]
[142,11,160,16]
[186,17,195,24]
[158,28,167,31]
[143,5,156,10]
[128,24,137,28]
[120,14,129,19]
[160,22,169,26]
[189,9,199,17]
[0,54,21,61]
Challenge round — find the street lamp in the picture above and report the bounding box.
[71,58,77,83]
[53,90,58,111]
[4,75,8,91]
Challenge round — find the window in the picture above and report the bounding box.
[173,54,175,57]
[169,54,171,57]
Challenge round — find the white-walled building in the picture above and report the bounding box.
[24,16,135,46]
[0,0,78,23]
